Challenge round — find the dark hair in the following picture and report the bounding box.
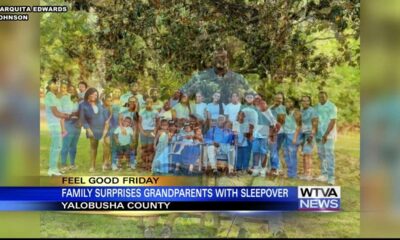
[275,91,285,103]
[84,87,99,103]
[46,78,58,93]
[125,116,132,121]
[160,119,169,125]
[179,93,192,115]
[286,96,300,113]
[302,95,312,106]
[70,94,79,102]
[319,90,328,97]
[78,81,88,89]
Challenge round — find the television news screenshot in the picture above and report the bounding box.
[0,0,399,238]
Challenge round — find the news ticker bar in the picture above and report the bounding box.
[0,186,341,212]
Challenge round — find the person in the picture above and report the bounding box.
[224,92,242,123]
[206,92,224,127]
[158,100,174,122]
[193,91,207,133]
[174,122,195,175]
[223,120,236,175]
[118,96,140,171]
[152,119,170,175]
[314,91,337,185]
[44,78,71,176]
[282,97,302,179]
[252,100,277,177]
[148,88,164,111]
[60,83,81,172]
[169,90,182,108]
[172,93,193,123]
[120,81,145,108]
[204,115,234,175]
[108,88,124,171]
[79,87,110,173]
[180,49,253,104]
[139,96,158,171]
[299,95,318,181]
[268,92,286,176]
[77,81,88,103]
[101,94,114,171]
[233,111,253,174]
[114,116,135,170]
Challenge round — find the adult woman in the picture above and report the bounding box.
[172,92,193,124]
[79,87,110,173]
[282,97,302,179]
[44,78,70,176]
[60,82,81,171]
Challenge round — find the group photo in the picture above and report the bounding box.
[39,0,359,238]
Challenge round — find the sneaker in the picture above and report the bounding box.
[89,167,95,173]
[252,168,261,177]
[48,170,62,176]
[60,166,69,172]
[270,168,279,176]
[160,226,172,238]
[69,165,78,170]
[144,227,155,238]
[111,164,118,171]
[130,164,136,170]
[260,168,267,177]
[304,175,313,181]
[315,175,328,182]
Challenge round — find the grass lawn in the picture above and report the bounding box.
[40,122,360,238]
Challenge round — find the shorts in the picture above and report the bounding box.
[252,138,268,155]
[301,132,315,154]
[140,130,155,145]
[117,145,130,155]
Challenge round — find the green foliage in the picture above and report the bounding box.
[40,0,360,126]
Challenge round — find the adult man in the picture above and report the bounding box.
[120,81,145,108]
[314,91,337,185]
[180,49,254,104]
[268,92,286,176]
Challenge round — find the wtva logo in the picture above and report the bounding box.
[298,186,341,211]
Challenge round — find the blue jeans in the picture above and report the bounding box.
[48,124,62,172]
[269,133,285,169]
[236,144,251,171]
[112,139,136,167]
[316,139,335,182]
[61,120,81,166]
[284,133,300,178]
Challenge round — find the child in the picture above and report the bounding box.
[193,91,207,133]
[174,122,195,175]
[172,93,192,123]
[114,116,134,170]
[223,120,236,176]
[168,120,179,173]
[139,97,158,171]
[206,92,224,127]
[225,92,242,123]
[152,119,170,175]
[253,100,277,177]
[233,111,253,174]
[192,126,204,173]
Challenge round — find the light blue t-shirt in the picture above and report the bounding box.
[114,126,134,146]
[44,92,61,126]
[206,103,223,120]
[241,106,258,127]
[269,104,286,133]
[173,103,191,119]
[195,102,207,121]
[140,109,158,131]
[254,109,276,138]
[301,107,318,134]
[314,100,337,140]
[283,110,297,134]
[60,94,79,114]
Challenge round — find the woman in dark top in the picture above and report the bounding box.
[79,87,110,173]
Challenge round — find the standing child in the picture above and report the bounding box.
[114,117,134,170]
[299,95,318,181]
[139,97,158,171]
[282,97,302,179]
[224,92,242,123]
[174,122,195,175]
[233,111,253,175]
[206,92,225,128]
[152,119,170,175]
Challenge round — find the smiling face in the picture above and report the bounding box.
[60,84,68,95]
[301,96,311,108]
[231,93,239,104]
[195,92,203,103]
[213,92,221,103]
[180,94,189,104]
[123,118,132,127]
[130,83,139,94]
[88,91,98,103]
[274,93,283,106]
[213,50,229,75]
[285,98,294,109]
[78,83,87,93]
[112,88,121,99]
[67,85,76,95]
[319,92,328,104]
[103,96,112,107]
[128,96,137,110]
[245,94,254,105]
[48,82,58,93]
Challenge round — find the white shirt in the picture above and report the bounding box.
[224,102,241,122]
